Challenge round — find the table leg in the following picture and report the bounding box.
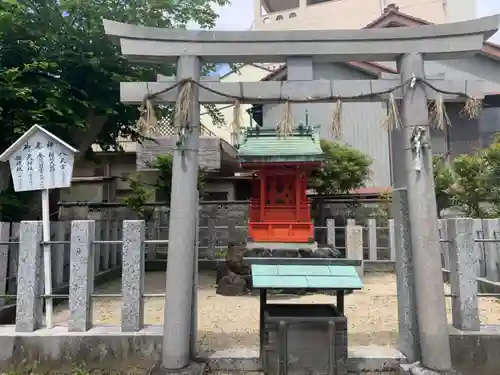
[260,289,267,367]
[278,321,288,375]
[336,290,345,315]
[328,320,337,375]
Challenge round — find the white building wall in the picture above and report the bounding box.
[200,63,280,144]
[253,0,476,31]
[262,62,391,188]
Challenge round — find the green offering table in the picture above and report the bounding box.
[250,258,363,375]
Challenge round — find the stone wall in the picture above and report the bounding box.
[58,202,399,261]
[139,203,249,260]
[198,203,248,259]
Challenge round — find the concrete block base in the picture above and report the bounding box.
[398,362,457,375]
[348,345,406,373]
[150,362,205,375]
[0,325,407,373]
[449,325,500,375]
[246,242,318,250]
[208,348,261,371]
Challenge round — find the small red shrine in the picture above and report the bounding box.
[238,126,324,244]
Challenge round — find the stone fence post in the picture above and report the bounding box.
[69,220,95,332]
[52,221,66,289]
[94,220,102,275]
[438,220,450,271]
[326,218,335,247]
[345,225,363,276]
[447,218,480,331]
[367,218,377,261]
[16,221,43,332]
[482,219,500,282]
[146,220,156,261]
[391,188,420,362]
[122,220,145,332]
[110,220,119,268]
[191,196,200,356]
[388,219,396,262]
[0,222,10,307]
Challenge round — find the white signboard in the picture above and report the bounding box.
[0,125,77,192]
[0,125,78,329]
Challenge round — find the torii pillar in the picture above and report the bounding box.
[398,53,451,371]
[161,55,201,370]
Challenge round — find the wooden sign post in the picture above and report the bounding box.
[0,125,77,328]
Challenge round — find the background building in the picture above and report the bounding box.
[62,0,500,207]
[252,0,477,31]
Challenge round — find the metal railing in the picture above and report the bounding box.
[438,218,500,331]
[0,217,499,332]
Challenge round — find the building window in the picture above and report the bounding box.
[386,22,403,28]
[289,12,297,18]
[276,15,284,21]
[204,191,228,201]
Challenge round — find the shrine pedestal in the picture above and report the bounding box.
[263,304,348,375]
[216,244,344,296]
[244,244,341,259]
[246,241,318,251]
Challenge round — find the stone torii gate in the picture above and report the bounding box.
[104,16,499,374]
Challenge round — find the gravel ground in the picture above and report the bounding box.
[52,271,500,350]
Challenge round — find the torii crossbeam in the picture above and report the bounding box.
[104,15,500,374]
[105,17,499,63]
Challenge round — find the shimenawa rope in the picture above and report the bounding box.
[137,77,482,136]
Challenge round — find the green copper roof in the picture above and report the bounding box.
[251,264,363,289]
[238,128,324,163]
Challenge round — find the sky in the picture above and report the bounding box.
[477,0,500,43]
[208,0,500,43]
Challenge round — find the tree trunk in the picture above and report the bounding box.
[72,113,108,159]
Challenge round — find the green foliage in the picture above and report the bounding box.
[0,0,228,153]
[483,134,500,216]
[120,173,153,219]
[0,190,31,222]
[123,154,207,215]
[433,156,455,217]
[215,249,227,258]
[154,154,174,202]
[372,188,392,222]
[309,140,373,195]
[431,135,500,218]
[450,153,491,217]
[153,154,207,203]
[0,0,228,217]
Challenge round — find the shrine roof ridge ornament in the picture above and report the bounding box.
[103,16,500,63]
